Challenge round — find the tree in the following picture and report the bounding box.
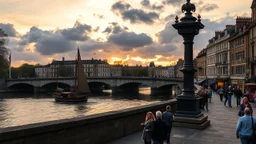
[11,64,36,78]
[0,29,9,78]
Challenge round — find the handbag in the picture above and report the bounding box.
[251,116,256,143]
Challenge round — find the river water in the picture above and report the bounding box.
[0,88,173,128]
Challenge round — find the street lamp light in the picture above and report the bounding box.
[172,0,210,129]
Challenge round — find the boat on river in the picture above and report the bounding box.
[51,48,91,102]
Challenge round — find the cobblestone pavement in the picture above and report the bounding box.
[108,92,256,144]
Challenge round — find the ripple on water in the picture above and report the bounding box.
[0,97,161,128]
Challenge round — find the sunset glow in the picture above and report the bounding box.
[0,0,251,67]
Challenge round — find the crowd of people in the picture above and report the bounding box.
[141,105,173,144]
[199,83,256,144]
[140,83,256,144]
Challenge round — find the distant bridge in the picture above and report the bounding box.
[5,77,183,94]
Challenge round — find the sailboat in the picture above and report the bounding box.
[52,48,91,102]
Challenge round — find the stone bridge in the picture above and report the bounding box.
[5,77,183,94]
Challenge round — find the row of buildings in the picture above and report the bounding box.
[35,57,184,79]
[195,0,256,91]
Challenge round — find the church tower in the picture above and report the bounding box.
[251,0,256,21]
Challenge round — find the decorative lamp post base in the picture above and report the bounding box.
[171,0,210,130]
[173,96,210,130]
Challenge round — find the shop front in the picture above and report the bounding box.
[231,79,245,92]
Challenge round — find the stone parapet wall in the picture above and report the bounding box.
[0,99,177,144]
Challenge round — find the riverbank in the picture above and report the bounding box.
[0,99,177,144]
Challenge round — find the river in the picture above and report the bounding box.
[0,87,173,128]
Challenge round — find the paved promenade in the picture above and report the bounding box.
[108,92,256,144]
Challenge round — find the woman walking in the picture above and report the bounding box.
[238,97,253,117]
[141,112,156,144]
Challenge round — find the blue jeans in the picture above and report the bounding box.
[240,135,252,144]
[228,95,232,106]
[153,140,163,144]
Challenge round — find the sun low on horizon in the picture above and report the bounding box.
[0,0,252,67]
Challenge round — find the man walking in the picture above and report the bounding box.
[152,111,167,144]
[236,107,256,143]
[218,86,224,101]
[162,105,174,144]
[225,85,233,108]
[234,87,243,107]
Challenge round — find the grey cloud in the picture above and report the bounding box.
[163,0,183,7]
[141,0,164,11]
[122,9,159,24]
[152,4,164,10]
[108,31,153,51]
[61,21,92,41]
[157,22,179,44]
[79,40,108,52]
[111,1,131,13]
[141,0,150,6]
[136,43,177,57]
[93,13,104,19]
[164,14,175,21]
[35,34,75,55]
[103,23,127,34]
[0,23,18,37]
[199,4,218,12]
[103,27,112,33]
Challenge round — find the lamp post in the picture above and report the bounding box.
[172,0,210,129]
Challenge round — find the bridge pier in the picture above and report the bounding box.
[34,87,40,93]
[111,86,122,94]
[150,87,159,95]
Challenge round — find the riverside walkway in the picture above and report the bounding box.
[108,92,256,144]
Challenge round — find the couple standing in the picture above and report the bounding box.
[141,105,173,144]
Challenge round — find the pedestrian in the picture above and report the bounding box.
[217,86,224,101]
[238,97,253,117]
[224,85,233,108]
[199,88,205,109]
[253,90,256,108]
[236,107,256,144]
[162,105,174,144]
[208,86,212,103]
[151,111,167,144]
[234,87,243,107]
[141,112,156,144]
[244,88,250,101]
[203,88,209,111]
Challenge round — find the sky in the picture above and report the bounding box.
[0,0,253,67]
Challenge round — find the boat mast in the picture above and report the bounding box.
[75,48,78,93]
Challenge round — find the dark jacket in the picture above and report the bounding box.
[234,89,243,98]
[162,111,173,127]
[151,118,167,141]
[239,103,253,116]
[141,121,153,142]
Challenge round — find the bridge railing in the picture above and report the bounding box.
[6,76,183,81]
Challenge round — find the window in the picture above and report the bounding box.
[236,51,244,60]
[235,66,245,74]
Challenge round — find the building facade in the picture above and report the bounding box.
[37,58,111,78]
[229,17,251,91]
[249,1,256,79]
[206,25,235,86]
[35,64,51,78]
[195,48,207,84]
[175,59,184,78]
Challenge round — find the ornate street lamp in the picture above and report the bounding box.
[172,0,210,129]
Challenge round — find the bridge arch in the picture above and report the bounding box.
[88,82,111,90]
[8,83,35,92]
[8,83,34,88]
[41,82,71,89]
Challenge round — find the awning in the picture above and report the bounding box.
[198,78,206,84]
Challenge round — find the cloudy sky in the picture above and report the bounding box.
[0,0,252,67]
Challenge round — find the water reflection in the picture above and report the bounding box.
[0,87,172,128]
